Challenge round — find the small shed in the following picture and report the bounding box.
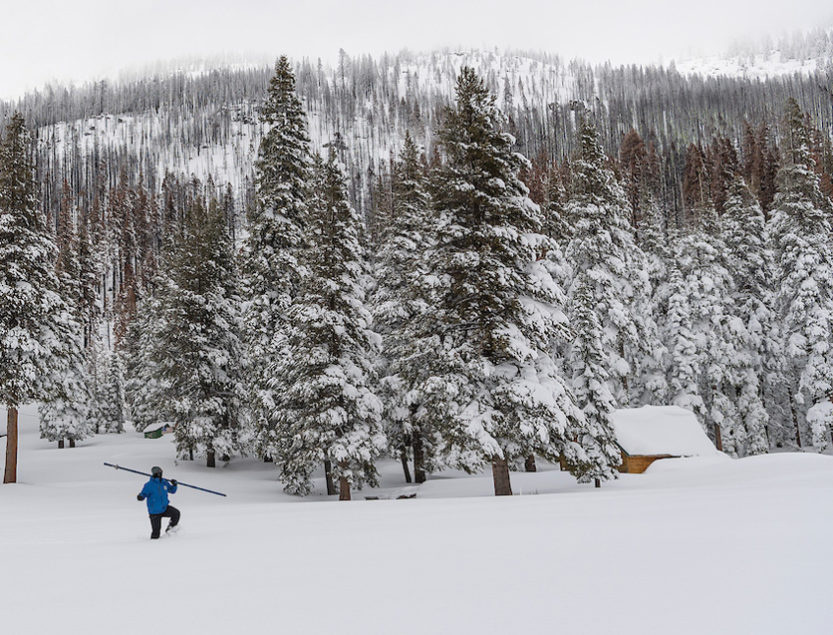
[143,422,174,439]
[612,406,720,473]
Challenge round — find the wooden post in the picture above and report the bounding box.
[491,456,512,496]
[4,407,18,484]
[713,423,723,452]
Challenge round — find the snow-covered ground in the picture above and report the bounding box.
[1,405,831,634]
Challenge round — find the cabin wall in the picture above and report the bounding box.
[619,453,674,474]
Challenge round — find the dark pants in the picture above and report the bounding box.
[149,505,180,539]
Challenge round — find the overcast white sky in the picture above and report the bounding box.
[1,0,831,100]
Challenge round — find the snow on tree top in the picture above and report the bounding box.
[612,406,722,457]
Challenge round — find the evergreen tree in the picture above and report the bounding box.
[268,149,384,499]
[243,55,312,460]
[769,98,833,451]
[564,118,665,408]
[666,193,768,455]
[39,178,92,448]
[720,177,775,454]
[661,264,704,417]
[425,68,601,495]
[123,292,170,432]
[149,195,246,466]
[372,132,440,483]
[0,114,80,480]
[568,276,621,482]
[96,348,127,434]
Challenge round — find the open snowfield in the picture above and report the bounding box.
[2,405,832,635]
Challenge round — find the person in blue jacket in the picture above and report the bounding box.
[137,466,181,539]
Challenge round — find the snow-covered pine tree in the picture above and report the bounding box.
[425,68,602,495]
[569,275,622,482]
[661,264,705,417]
[0,113,81,481]
[150,193,246,466]
[123,293,171,433]
[372,132,440,484]
[269,149,384,499]
[242,55,312,460]
[719,176,774,454]
[39,178,92,448]
[768,98,833,451]
[38,358,91,449]
[96,348,127,434]
[564,118,664,408]
[634,193,671,405]
[667,187,769,455]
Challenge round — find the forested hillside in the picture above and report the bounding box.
[2,38,833,495]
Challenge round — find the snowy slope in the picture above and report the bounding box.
[1,405,832,634]
[674,51,826,79]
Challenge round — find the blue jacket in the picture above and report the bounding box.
[138,477,178,514]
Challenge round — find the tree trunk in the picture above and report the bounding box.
[338,476,351,501]
[791,399,802,448]
[491,456,512,496]
[524,454,537,472]
[189,448,194,461]
[69,439,75,449]
[398,446,412,484]
[206,449,216,468]
[412,431,426,484]
[713,423,723,452]
[4,407,18,484]
[324,459,337,496]
[58,439,65,449]
[594,478,601,488]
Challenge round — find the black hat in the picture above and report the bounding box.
[151,466,163,478]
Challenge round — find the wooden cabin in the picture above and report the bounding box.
[611,406,721,474]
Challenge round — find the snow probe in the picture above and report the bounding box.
[103,462,227,497]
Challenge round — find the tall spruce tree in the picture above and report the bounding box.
[123,291,170,433]
[661,264,704,417]
[719,177,774,454]
[569,275,621,482]
[0,114,79,481]
[564,118,665,409]
[148,194,245,466]
[39,179,91,448]
[665,187,769,455]
[768,98,833,451]
[425,68,605,495]
[268,149,384,499]
[372,132,440,484]
[243,55,312,460]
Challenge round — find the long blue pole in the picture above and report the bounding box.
[104,462,227,497]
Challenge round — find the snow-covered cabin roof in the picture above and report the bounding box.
[611,406,720,457]
[143,422,173,433]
